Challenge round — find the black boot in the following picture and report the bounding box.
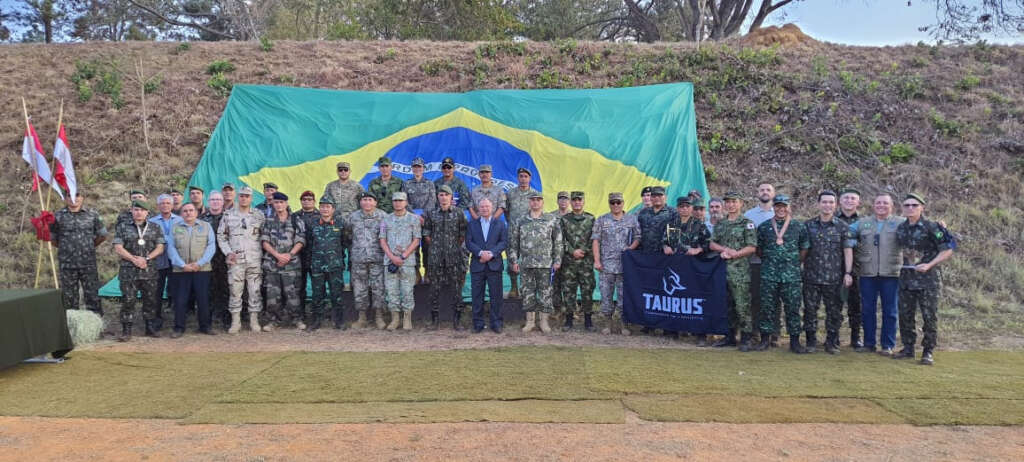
[332,307,345,330]
[754,331,772,351]
[696,334,708,347]
[919,349,934,365]
[306,314,322,332]
[851,327,863,349]
[712,329,737,347]
[583,313,595,332]
[453,309,465,331]
[805,331,817,353]
[824,331,839,355]
[790,336,809,354]
[894,345,915,359]
[429,311,440,331]
[117,323,132,342]
[562,313,574,332]
[770,334,780,348]
[738,332,752,352]
[144,320,160,338]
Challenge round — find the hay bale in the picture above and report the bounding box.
[66,310,105,346]
[741,23,817,48]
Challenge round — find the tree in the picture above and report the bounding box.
[71,0,169,40]
[914,0,1024,42]
[123,0,280,40]
[16,0,74,43]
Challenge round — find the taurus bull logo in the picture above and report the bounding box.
[663,267,686,295]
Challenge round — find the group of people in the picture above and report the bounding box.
[48,156,954,365]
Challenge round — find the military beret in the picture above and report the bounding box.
[377,156,391,166]
[441,157,455,167]
[557,191,570,200]
[772,194,791,206]
[359,191,377,200]
[517,167,531,176]
[839,187,861,197]
[641,186,653,196]
[478,164,493,173]
[688,189,702,200]
[131,200,152,210]
[337,161,351,169]
[221,182,235,190]
[188,185,204,193]
[300,190,315,199]
[570,191,584,200]
[676,196,692,206]
[723,191,743,200]
[319,197,335,206]
[272,192,288,201]
[692,202,706,209]
[170,189,183,195]
[438,185,453,195]
[528,191,544,199]
[263,182,278,190]
[411,157,426,167]
[392,191,408,201]
[904,192,926,205]
[129,189,146,196]
[650,186,666,196]
[238,186,254,195]
[608,192,624,202]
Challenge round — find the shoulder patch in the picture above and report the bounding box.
[935,231,944,239]
[746,223,755,230]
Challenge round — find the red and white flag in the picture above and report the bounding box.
[22,121,63,200]
[52,124,77,199]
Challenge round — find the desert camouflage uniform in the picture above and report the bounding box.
[345,208,388,313]
[509,212,563,313]
[113,221,164,326]
[560,211,596,314]
[896,218,953,352]
[260,214,306,326]
[308,216,346,321]
[802,216,846,336]
[380,212,421,312]
[217,207,265,315]
[51,207,107,315]
[592,213,640,316]
[367,176,404,214]
[422,205,468,314]
[757,218,810,335]
[711,217,758,334]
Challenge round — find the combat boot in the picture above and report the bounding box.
[583,313,595,332]
[712,330,737,348]
[305,314,321,332]
[695,334,708,347]
[561,312,574,332]
[228,312,241,334]
[386,311,401,331]
[428,311,440,331]
[754,331,772,351]
[824,331,839,355]
[539,313,552,333]
[620,319,631,336]
[805,331,818,353]
[894,346,915,360]
[919,349,934,366]
[144,320,161,338]
[850,327,863,349]
[375,309,387,329]
[295,320,307,331]
[352,310,367,329]
[453,310,465,331]
[505,277,520,299]
[117,323,132,342]
[770,334,780,348]
[738,332,752,352]
[249,312,261,333]
[522,312,536,332]
[402,311,413,331]
[789,336,809,354]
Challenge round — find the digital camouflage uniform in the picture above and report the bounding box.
[509,212,563,313]
[199,210,229,326]
[836,211,863,340]
[367,176,404,214]
[560,211,596,314]
[51,207,107,315]
[550,207,570,311]
[404,176,436,276]
[711,217,758,333]
[308,216,346,322]
[636,206,674,253]
[661,215,711,254]
[422,205,468,314]
[218,207,265,315]
[380,212,421,312]
[323,178,364,275]
[757,218,810,335]
[434,176,472,210]
[345,208,388,313]
[802,216,846,337]
[506,186,538,292]
[592,212,640,316]
[896,218,953,352]
[295,209,320,312]
[113,220,164,326]
[260,213,306,326]
[470,184,507,216]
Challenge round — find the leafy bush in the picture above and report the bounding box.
[207,73,233,97]
[419,58,454,76]
[206,60,236,75]
[880,143,918,165]
[956,74,981,91]
[259,36,274,52]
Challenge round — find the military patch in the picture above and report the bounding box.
[746,223,755,229]
[935,231,944,239]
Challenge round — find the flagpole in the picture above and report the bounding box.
[45,100,64,211]
[23,98,60,290]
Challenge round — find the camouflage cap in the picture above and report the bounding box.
[300,190,315,199]
[676,196,692,206]
[478,164,493,173]
[131,200,152,210]
[263,182,278,190]
[392,191,408,201]
[723,191,743,200]
[438,185,453,195]
[336,161,351,169]
[129,189,146,196]
[557,191,570,200]
[570,191,584,200]
[170,189,183,195]
[904,192,926,204]
[221,182,235,190]
[608,192,624,202]
[650,186,666,196]
[377,156,391,166]
[238,186,254,195]
[528,191,544,199]
[319,196,335,206]
[411,157,426,167]
[188,185,204,193]
[772,194,791,206]
[441,156,455,167]
[516,167,531,176]
[272,192,289,201]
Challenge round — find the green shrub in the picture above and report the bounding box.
[143,75,162,94]
[535,69,564,89]
[206,60,236,75]
[278,74,295,84]
[76,81,92,102]
[896,74,925,99]
[475,41,526,59]
[556,38,577,55]
[928,110,970,139]
[419,58,455,76]
[956,74,981,91]
[259,36,274,52]
[175,42,191,54]
[207,72,233,97]
[70,60,97,84]
[374,48,397,64]
[880,142,918,165]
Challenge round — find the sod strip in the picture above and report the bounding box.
[872,398,1024,426]
[182,400,625,425]
[622,395,906,424]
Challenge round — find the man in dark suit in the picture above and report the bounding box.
[466,198,507,333]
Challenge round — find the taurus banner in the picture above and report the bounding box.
[621,251,729,334]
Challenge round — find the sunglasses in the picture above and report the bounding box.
[609,200,623,205]
[442,165,453,169]
[902,203,921,208]
[301,197,314,201]
[337,168,349,172]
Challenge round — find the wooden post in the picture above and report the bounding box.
[22,98,60,289]
[45,100,64,211]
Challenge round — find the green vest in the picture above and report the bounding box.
[851,216,904,278]
[171,221,213,272]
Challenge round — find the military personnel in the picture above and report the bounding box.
[255,182,280,218]
[509,192,562,333]
[560,191,597,332]
[755,194,810,353]
[368,156,404,214]
[709,191,758,351]
[379,191,421,330]
[51,192,108,317]
[551,191,571,315]
[307,197,347,331]
[261,192,306,331]
[504,167,538,299]
[836,187,863,348]
[404,157,436,284]
[689,190,708,226]
[636,186,673,253]
[346,192,388,328]
[116,189,147,228]
[199,191,230,329]
[422,185,468,330]
[188,186,207,216]
[111,200,165,341]
[295,191,320,315]
[323,161,365,291]
[893,193,954,365]
[469,164,506,221]
[170,189,185,215]
[434,156,472,210]
[803,191,847,354]
[150,194,183,332]
[217,186,266,334]
[637,186,653,212]
[592,192,640,335]
[745,183,777,345]
[660,195,712,342]
[221,183,236,210]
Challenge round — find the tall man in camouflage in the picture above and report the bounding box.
[404,157,436,284]
[434,156,472,210]
[661,195,712,343]
[346,192,389,329]
[422,185,468,330]
[709,191,758,351]
[307,197,347,331]
[746,183,776,345]
[592,192,640,335]
[295,191,320,315]
[221,183,236,211]
[368,156,404,214]
[323,161,364,290]
[51,192,108,316]
[836,187,863,348]
[111,201,165,341]
[560,191,597,332]
[635,186,673,334]
[509,192,563,333]
[505,167,538,299]
[380,192,421,331]
[261,192,306,331]
[803,191,847,354]
[255,182,279,218]
[469,164,506,221]
[217,186,266,334]
[755,194,811,353]
[551,191,571,315]
[199,191,229,329]
[116,189,147,228]
[894,193,955,365]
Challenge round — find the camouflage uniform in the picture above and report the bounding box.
[896,218,953,352]
[308,216,346,322]
[51,207,107,315]
[422,205,468,314]
[661,216,711,254]
[217,207,265,315]
[509,212,563,313]
[506,186,538,296]
[199,210,229,327]
[636,206,674,253]
[323,178,364,275]
[560,211,596,314]
[836,211,863,342]
[470,184,507,216]
[434,177,472,210]
[295,209,320,311]
[550,207,570,311]
[802,216,846,338]
[404,176,436,277]
[711,217,758,333]
[113,220,164,327]
[115,208,136,229]
[260,214,306,326]
[592,212,640,316]
[757,218,810,335]
[345,208,388,313]
[367,176,404,214]
[380,212,421,312]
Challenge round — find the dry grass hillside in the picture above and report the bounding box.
[0,36,1021,344]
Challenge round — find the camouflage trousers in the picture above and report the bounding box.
[351,261,384,312]
[726,263,753,334]
[210,260,229,326]
[759,278,802,336]
[841,275,863,331]
[552,267,564,310]
[598,271,623,316]
[898,287,939,350]
[562,262,596,314]
[310,269,345,316]
[59,265,102,315]
[520,267,553,313]
[228,263,262,314]
[264,271,302,326]
[385,264,416,312]
[803,283,842,334]
[429,269,466,314]
[118,274,159,324]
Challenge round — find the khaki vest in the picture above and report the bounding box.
[854,216,904,278]
[171,221,213,272]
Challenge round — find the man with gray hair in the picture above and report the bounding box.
[706,198,724,234]
[148,193,183,332]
